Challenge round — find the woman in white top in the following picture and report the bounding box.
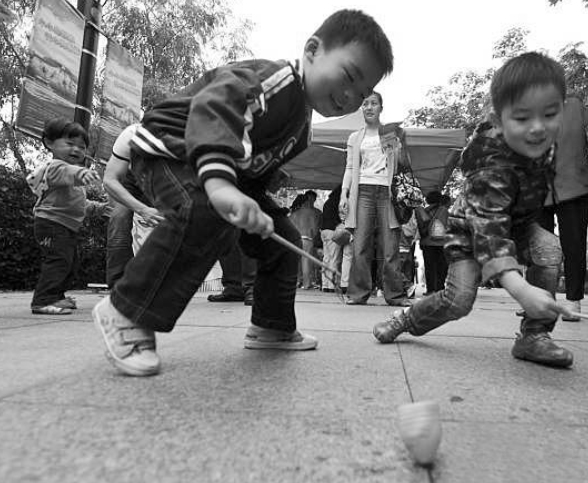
[339,92,410,306]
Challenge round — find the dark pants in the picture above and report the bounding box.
[111,154,300,333]
[400,243,416,291]
[540,195,588,301]
[219,243,256,296]
[31,218,78,307]
[106,200,134,288]
[422,245,448,293]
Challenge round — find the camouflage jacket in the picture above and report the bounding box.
[445,122,555,282]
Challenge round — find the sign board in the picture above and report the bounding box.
[15,0,84,138]
[95,41,144,161]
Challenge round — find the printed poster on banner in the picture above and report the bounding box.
[15,0,84,138]
[96,41,144,162]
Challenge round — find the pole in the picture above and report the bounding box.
[74,0,101,131]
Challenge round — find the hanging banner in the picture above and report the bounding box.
[15,0,85,138]
[95,40,144,161]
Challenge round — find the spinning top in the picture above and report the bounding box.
[396,400,442,466]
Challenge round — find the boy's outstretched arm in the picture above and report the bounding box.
[204,178,274,238]
[499,270,572,320]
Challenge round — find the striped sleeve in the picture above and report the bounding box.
[112,124,140,162]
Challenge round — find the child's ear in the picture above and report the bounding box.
[488,111,502,133]
[303,36,321,61]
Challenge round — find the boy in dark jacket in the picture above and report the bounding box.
[374,52,574,368]
[93,9,394,376]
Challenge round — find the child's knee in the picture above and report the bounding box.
[446,291,476,319]
[531,240,562,268]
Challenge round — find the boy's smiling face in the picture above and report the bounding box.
[495,83,564,159]
[302,37,385,117]
[45,136,87,166]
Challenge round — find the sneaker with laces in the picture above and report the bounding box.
[511,332,573,368]
[92,296,161,376]
[373,310,411,343]
[561,300,581,322]
[244,325,318,350]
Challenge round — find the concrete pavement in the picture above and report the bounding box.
[1,287,587,482]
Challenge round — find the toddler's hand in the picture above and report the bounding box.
[81,169,100,185]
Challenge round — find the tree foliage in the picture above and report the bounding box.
[101,0,253,110]
[549,0,588,5]
[405,28,588,134]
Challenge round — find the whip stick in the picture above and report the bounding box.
[269,233,342,278]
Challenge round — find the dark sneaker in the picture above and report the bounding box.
[244,290,254,306]
[92,296,161,376]
[207,291,244,302]
[373,310,410,343]
[244,325,318,350]
[511,332,573,368]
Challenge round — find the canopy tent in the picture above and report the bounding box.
[283,110,467,195]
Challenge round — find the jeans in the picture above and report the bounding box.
[348,185,404,304]
[400,243,416,292]
[31,218,78,307]
[111,155,300,333]
[219,242,257,296]
[321,229,342,290]
[407,223,561,335]
[106,200,134,288]
[540,195,588,301]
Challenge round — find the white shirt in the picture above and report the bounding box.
[359,131,388,186]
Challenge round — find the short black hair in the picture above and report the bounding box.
[365,90,383,107]
[314,9,393,76]
[491,52,566,115]
[42,117,89,149]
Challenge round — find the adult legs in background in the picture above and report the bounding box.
[106,200,134,288]
[555,196,588,311]
[321,229,342,291]
[347,185,378,303]
[422,245,448,293]
[208,243,257,303]
[400,243,416,297]
[341,240,353,293]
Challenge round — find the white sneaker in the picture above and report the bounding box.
[244,325,318,350]
[562,299,581,322]
[92,296,161,376]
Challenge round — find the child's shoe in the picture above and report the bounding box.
[561,300,581,322]
[244,325,318,350]
[373,309,411,343]
[92,296,160,376]
[31,305,72,315]
[511,332,573,368]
